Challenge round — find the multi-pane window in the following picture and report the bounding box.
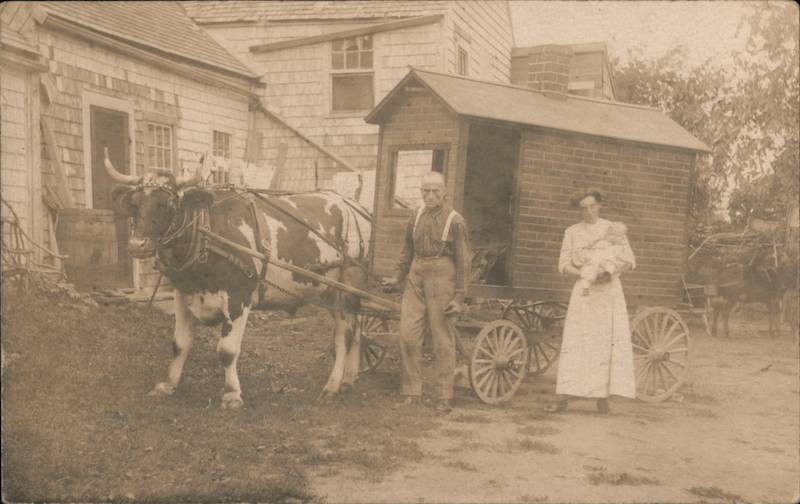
[457,46,469,76]
[146,122,173,171]
[212,130,232,184]
[331,35,374,111]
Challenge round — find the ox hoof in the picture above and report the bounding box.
[317,388,337,403]
[148,382,176,397]
[221,392,244,410]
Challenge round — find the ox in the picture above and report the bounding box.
[104,149,371,408]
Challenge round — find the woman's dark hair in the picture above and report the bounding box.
[570,188,604,208]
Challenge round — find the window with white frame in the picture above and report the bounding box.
[212,130,232,184]
[457,46,469,76]
[331,35,374,111]
[146,122,173,171]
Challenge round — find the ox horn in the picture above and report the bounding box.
[175,153,204,188]
[103,147,141,185]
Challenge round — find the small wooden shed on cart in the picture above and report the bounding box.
[365,68,710,306]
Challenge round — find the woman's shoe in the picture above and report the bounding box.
[543,400,568,413]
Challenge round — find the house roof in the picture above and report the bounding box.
[183,0,448,24]
[0,22,38,55]
[366,69,710,153]
[36,1,255,78]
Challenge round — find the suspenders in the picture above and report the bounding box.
[413,206,458,256]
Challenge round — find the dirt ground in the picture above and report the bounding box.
[2,285,798,504]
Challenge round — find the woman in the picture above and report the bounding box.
[544,189,636,414]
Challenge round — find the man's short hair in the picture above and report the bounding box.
[421,171,445,188]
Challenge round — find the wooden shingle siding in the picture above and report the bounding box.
[36,25,253,290]
[444,1,513,82]
[513,129,693,305]
[1,67,32,234]
[243,20,446,188]
[191,2,514,192]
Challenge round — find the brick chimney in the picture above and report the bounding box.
[511,44,573,95]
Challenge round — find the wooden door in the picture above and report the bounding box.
[90,106,132,287]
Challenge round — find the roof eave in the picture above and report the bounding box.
[36,6,258,81]
[365,68,459,124]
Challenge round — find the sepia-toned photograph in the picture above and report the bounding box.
[1,1,798,503]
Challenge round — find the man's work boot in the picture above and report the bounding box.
[393,396,420,410]
[434,399,452,415]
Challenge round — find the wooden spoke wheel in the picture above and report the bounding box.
[469,320,529,404]
[502,301,567,376]
[631,307,690,402]
[356,313,388,374]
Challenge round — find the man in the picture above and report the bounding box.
[382,171,470,414]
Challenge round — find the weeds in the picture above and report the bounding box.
[586,469,659,486]
[687,485,745,502]
[517,425,560,437]
[443,460,478,472]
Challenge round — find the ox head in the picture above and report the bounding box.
[105,147,212,258]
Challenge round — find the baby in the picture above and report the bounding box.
[572,222,629,295]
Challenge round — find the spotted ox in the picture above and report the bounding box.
[105,150,371,408]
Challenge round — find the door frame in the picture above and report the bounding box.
[81,89,139,289]
[81,90,136,209]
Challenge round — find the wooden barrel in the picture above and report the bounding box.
[56,208,129,289]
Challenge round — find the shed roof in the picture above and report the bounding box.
[366,69,710,153]
[183,0,448,24]
[36,1,255,78]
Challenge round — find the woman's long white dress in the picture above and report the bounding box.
[556,218,637,399]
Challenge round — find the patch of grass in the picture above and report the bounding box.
[443,460,478,472]
[441,428,474,439]
[688,408,718,419]
[582,464,606,472]
[587,470,659,486]
[511,438,560,454]
[687,485,745,502]
[0,287,436,501]
[450,413,492,423]
[517,425,560,437]
[518,495,549,504]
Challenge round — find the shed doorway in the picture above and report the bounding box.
[463,122,519,286]
[89,106,132,288]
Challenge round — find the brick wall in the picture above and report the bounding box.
[513,128,694,306]
[370,88,461,276]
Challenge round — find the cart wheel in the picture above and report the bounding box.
[469,320,528,404]
[357,314,388,374]
[631,307,690,403]
[502,301,566,375]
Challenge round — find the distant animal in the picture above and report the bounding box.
[699,242,787,338]
[104,149,372,408]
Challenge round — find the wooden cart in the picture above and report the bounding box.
[356,68,710,405]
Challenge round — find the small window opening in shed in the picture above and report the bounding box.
[331,35,374,111]
[212,130,232,184]
[463,123,519,286]
[390,147,446,209]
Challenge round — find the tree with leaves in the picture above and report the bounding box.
[614,2,799,226]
